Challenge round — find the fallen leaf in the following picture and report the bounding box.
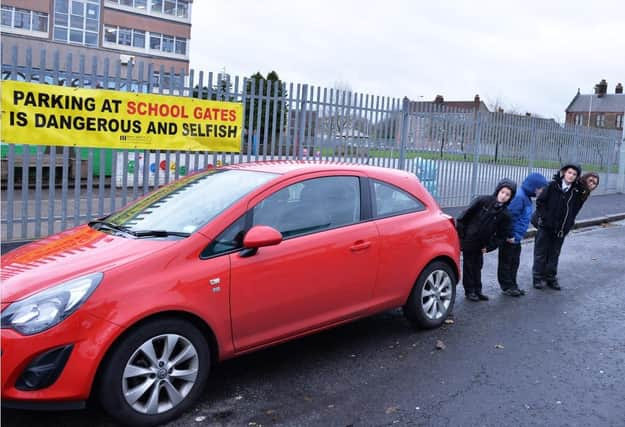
[303,395,312,401]
[195,416,207,422]
[435,340,446,350]
[385,406,399,414]
[266,410,276,415]
[444,319,455,324]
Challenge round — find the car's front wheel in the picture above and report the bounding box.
[98,318,210,427]
[403,261,456,329]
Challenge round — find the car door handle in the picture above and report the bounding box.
[350,241,371,251]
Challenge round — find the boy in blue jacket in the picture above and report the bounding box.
[497,172,548,296]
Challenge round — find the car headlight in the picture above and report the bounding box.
[1,272,103,336]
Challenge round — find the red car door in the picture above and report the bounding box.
[229,176,380,352]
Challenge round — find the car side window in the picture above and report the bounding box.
[200,214,248,258]
[372,180,425,218]
[253,176,361,238]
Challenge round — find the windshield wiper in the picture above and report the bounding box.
[128,230,191,238]
[89,221,190,238]
[89,220,134,236]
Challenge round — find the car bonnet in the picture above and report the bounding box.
[1,225,179,302]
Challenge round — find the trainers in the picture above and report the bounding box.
[533,280,546,289]
[547,280,561,290]
[476,292,489,301]
[466,292,480,302]
[502,288,522,297]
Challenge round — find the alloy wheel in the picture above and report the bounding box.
[122,333,199,414]
[420,269,453,320]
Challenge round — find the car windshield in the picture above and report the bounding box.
[104,169,277,235]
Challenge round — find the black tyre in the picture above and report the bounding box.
[98,318,210,427]
[403,261,457,329]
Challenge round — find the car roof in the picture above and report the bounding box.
[225,160,414,179]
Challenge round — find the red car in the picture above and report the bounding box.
[1,162,460,426]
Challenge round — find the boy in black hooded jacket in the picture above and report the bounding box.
[532,163,584,290]
[456,179,517,302]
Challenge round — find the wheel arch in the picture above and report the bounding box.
[90,310,219,401]
[428,255,459,284]
[405,255,459,306]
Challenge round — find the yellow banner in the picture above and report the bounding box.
[1,80,243,152]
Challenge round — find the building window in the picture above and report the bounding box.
[175,38,186,55]
[109,0,148,7]
[148,32,187,55]
[617,115,624,129]
[14,8,31,29]
[595,114,605,128]
[104,25,116,42]
[33,12,49,31]
[104,26,147,49]
[162,35,174,52]
[118,27,132,46]
[1,6,49,33]
[152,71,183,89]
[574,114,583,126]
[133,30,145,48]
[150,32,161,50]
[1,7,12,27]
[150,0,188,18]
[102,25,186,56]
[54,0,99,47]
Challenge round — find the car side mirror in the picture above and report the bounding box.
[240,225,283,257]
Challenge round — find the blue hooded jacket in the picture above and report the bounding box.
[507,172,548,242]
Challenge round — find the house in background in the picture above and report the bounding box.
[1,0,193,91]
[565,79,624,130]
[409,94,490,114]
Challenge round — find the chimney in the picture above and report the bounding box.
[474,94,480,103]
[616,83,623,94]
[594,79,608,97]
[434,95,444,103]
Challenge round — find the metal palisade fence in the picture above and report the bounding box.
[1,45,624,242]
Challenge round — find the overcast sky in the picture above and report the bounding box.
[190,0,624,122]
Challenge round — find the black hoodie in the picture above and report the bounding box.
[535,163,584,237]
[456,179,517,252]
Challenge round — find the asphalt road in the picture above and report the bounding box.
[3,220,625,427]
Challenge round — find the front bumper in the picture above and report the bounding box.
[1,310,121,403]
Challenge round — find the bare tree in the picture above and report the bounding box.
[318,81,358,137]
